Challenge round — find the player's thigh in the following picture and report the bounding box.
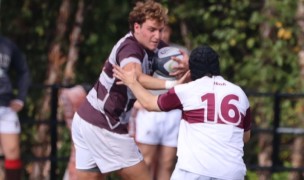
[158,146,177,166]
[0,108,20,158]
[154,146,177,180]
[0,133,20,159]
[76,170,106,180]
[137,143,158,166]
[117,160,151,180]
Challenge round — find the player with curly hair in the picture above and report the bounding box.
[71,1,189,180]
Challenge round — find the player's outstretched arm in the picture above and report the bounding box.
[113,65,161,112]
[137,73,167,90]
[121,62,174,90]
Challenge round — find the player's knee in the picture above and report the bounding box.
[143,156,154,168]
[3,146,20,159]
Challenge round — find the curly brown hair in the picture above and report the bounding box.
[128,0,168,32]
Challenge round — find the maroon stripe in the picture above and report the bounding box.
[243,108,251,131]
[103,60,114,78]
[183,109,246,129]
[77,99,128,134]
[183,109,205,124]
[94,82,107,101]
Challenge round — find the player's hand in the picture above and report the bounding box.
[170,49,189,79]
[10,99,24,112]
[113,65,138,86]
[176,70,191,85]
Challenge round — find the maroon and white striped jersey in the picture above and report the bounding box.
[158,76,251,179]
[77,32,166,134]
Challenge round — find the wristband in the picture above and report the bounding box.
[165,80,177,89]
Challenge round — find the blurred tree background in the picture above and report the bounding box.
[0,0,303,179]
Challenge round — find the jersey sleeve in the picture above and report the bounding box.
[243,108,251,132]
[157,88,182,111]
[10,40,31,102]
[116,39,144,67]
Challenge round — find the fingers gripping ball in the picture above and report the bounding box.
[153,47,183,77]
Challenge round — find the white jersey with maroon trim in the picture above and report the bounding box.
[157,76,251,179]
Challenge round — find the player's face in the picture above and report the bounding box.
[134,19,164,51]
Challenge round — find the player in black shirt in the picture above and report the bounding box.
[0,35,30,180]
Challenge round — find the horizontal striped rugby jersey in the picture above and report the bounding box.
[77,32,167,134]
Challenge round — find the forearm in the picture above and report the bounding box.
[113,64,169,111]
[138,73,176,90]
[128,81,161,111]
[17,71,31,101]
[138,73,166,90]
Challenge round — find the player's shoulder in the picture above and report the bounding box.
[172,80,195,97]
[226,80,249,103]
[120,33,142,49]
[213,76,247,96]
[226,80,246,94]
[117,33,145,54]
[112,33,146,63]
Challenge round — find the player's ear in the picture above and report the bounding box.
[134,23,141,33]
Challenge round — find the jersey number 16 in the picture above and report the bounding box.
[201,93,241,125]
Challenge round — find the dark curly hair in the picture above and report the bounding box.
[189,45,220,80]
[128,0,168,32]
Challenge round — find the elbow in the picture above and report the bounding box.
[141,103,154,111]
[137,96,160,112]
[243,137,250,143]
[140,101,160,112]
[243,131,251,143]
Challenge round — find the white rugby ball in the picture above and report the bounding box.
[153,46,183,77]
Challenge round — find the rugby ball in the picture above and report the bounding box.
[153,46,183,77]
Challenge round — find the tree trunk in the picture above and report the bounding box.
[61,1,85,179]
[257,132,272,180]
[289,137,304,179]
[28,0,71,179]
[63,0,84,85]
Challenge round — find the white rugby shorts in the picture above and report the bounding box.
[135,109,181,147]
[71,113,143,173]
[0,107,21,134]
[171,161,228,180]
